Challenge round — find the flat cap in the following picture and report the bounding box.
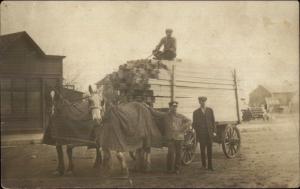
[168,101,178,106]
[165,28,173,33]
[198,96,207,102]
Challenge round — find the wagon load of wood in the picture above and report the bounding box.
[97,59,170,105]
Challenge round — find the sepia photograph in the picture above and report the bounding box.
[0,1,299,188]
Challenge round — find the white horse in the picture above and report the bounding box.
[93,86,154,176]
[46,85,103,176]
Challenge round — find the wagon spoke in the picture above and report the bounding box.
[232,130,237,139]
[189,151,193,159]
[230,127,234,138]
[185,153,189,162]
[228,127,232,138]
[230,146,234,155]
[182,152,186,160]
[187,152,191,160]
[227,128,232,138]
[232,145,237,153]
[226,145,231,155]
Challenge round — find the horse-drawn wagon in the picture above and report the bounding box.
[44,58,242,175]
[97,59,242,165]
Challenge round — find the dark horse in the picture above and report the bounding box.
[42,85,103,176]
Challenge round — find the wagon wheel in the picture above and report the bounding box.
[222,126,241,158]
[182,129,197,165]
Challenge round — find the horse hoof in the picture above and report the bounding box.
[144,165,152,173]
[65,170,74,176]
[52,170,64,176]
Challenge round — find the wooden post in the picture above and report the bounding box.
[233,69,241,123]
[41,78,45,131]
[171,64,176,102]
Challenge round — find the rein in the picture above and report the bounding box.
[47,86,86,113]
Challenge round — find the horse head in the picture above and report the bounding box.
[88,85,104,124]
[50,90,56,116]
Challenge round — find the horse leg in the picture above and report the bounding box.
[93,146,102,169]
[144,147,152,172]
[116,151,129,176]
[102,148,112,172]
[66,145,74,175]
[135,148,144,172]
[55,145,65,176]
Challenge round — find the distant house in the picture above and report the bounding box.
[0,31,65,133]
[289,91,299,113]
[249,83,297,113]
[249,85,272,107]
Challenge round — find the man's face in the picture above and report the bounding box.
[170,105,177,113]
[199,100,206,107]
[166,31,172,37]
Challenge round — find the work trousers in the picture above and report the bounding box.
[198,131,213,169]
[167,140,183,171]
[154,50,176,60]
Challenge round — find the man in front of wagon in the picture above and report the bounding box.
[192,96,216,171]
[148,101,191,174]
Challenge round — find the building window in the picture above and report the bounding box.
[1,78,42,120]
[12,92,26,115]
[1,79,12,115]
[1,79,11,89]
[27,79,41,117]
[13,79,26,90]
[1,92,12,115]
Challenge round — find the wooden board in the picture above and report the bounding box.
[150,60,239,122]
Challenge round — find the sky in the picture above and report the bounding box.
[1,1,299,96]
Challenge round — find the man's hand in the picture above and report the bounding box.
[213,132,217,137]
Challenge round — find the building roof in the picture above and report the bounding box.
[0,31,65,59]
[263,83,297,93]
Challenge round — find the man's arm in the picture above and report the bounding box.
[155,38,164,51]
[192,111,197,130]
[211,109,216,133]
[146,105,167,118]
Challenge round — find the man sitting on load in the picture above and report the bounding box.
[152,28,177,60]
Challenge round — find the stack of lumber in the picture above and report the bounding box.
[98,58,242,123]
[97,59,170,105]
[249,107,264,119]
[148,60,240,121]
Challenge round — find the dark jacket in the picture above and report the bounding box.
[192,107,215,142]
[155,36,177,53]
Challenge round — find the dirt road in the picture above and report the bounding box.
[1,113,299,188]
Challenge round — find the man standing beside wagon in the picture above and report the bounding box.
[192,96,216,171]
[149,101,191,174]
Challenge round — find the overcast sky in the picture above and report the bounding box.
[1,1,298,96]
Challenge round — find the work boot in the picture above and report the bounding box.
[200,164,206,170]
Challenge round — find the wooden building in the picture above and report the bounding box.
[0,31,65,133]
[249,85,272,107]
[249,84,296,113]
